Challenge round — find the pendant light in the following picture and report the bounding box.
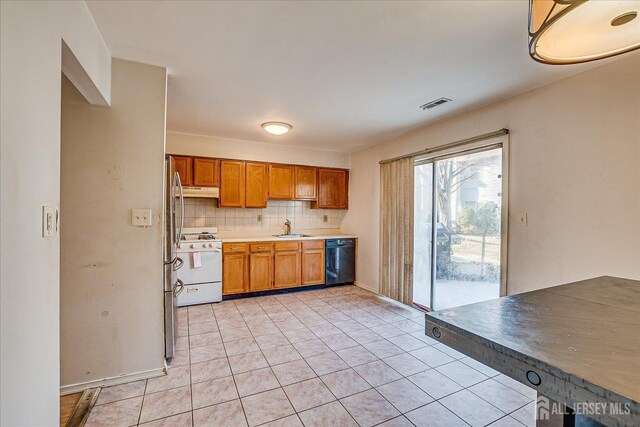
[529,0,640,64]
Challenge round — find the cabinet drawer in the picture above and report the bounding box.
[274,241,300,251]
[250,243,274,253]
[223,243,248,253]
[302,240,325,250]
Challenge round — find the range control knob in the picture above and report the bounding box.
[178,244,182,249]
[202,243,207,248]
[208,243,213,248]
[190,244,195,249]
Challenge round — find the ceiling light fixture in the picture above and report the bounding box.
[529,0,640,64]
[261,121,292,135]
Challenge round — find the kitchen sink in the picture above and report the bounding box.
[273,234,312,238]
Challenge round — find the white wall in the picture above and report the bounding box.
[342,53,640,296]
[167,132,351,169]
[60,59,167,389]
[0,2,111,425]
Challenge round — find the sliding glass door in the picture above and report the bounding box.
[413,145,505,311]
[413,162,434,310]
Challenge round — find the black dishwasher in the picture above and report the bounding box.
[325,239,355,285]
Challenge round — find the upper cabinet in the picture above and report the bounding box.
[268,164,294,199]
[193,157,220,187]
[245,162,268,208]
[313,168,349,209]
[168,154,349,209]
[294,166,317,200]
[172,156,193,187]
[220,160,246,208]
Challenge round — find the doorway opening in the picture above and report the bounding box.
[413,141,507,311]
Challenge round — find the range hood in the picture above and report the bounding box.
[181,186,219,198]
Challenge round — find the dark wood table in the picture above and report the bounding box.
[424,276,639,427]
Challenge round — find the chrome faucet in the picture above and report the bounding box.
[284,219,292,235]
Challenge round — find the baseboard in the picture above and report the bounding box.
[60,364,166,395]
[355,281,378,294]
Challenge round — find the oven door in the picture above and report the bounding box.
[177,249,222,285]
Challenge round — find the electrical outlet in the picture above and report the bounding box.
[132,209,153,227]
[323,215,328,223]
[42,206,58,237]
[518,213,528,227]
[257,214,262,222]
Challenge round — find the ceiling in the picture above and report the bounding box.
[86,1,599,152]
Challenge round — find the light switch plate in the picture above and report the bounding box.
[42,206,58,237]
[132,208,153,227]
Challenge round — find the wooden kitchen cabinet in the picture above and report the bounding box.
[313,168,349,209]
[193,157,220,187]
[245,162,268,208]
[222,252,248,295]
[220,160,246,207]
[294,166,317,200]
[169,154,349,208]
[249,246,273,291]
[302,240,325,285]
[172,156,193,187]
[222,239,339,294]
[268,164,294,199]
[274,242,301,288]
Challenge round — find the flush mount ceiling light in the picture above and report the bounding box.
[261,121,292,135]
[529,0,640,64]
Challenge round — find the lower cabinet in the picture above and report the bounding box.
[223,239,327,295]
[302,240,325,285]
[249,244,274,291]
[222,251,248,295]
[274,242,301,288]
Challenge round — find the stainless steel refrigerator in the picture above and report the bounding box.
[163,156,184,361]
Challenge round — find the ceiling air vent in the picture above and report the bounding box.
[419,97,452,110]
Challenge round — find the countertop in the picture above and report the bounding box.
[218,229,357,243]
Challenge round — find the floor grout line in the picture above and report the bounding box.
[88,285,535,427]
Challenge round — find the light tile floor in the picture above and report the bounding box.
[85,285,536,427]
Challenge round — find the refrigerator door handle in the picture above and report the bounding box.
[174,279,185,297]
[172,257,184,271]
[175,172,184,244]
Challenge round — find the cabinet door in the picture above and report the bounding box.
[316,169,349,209]
[302,248,325,285]
[268,164,294,199]
[245,162,268,208]
[274,250,301,288]
[220,160,246,207]
[249,252,273,291]
[223,253,247,295]
[172,156,193,187]
[193,158,220,187]
[294,166,317,200]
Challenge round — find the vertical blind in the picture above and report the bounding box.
[379,156,414,305]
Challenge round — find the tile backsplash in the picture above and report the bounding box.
[183,198,346,232]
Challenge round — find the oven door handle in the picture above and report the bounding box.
[174,279,185,297]
[172,257,184,271]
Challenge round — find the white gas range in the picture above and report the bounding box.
[176,227,222,306]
